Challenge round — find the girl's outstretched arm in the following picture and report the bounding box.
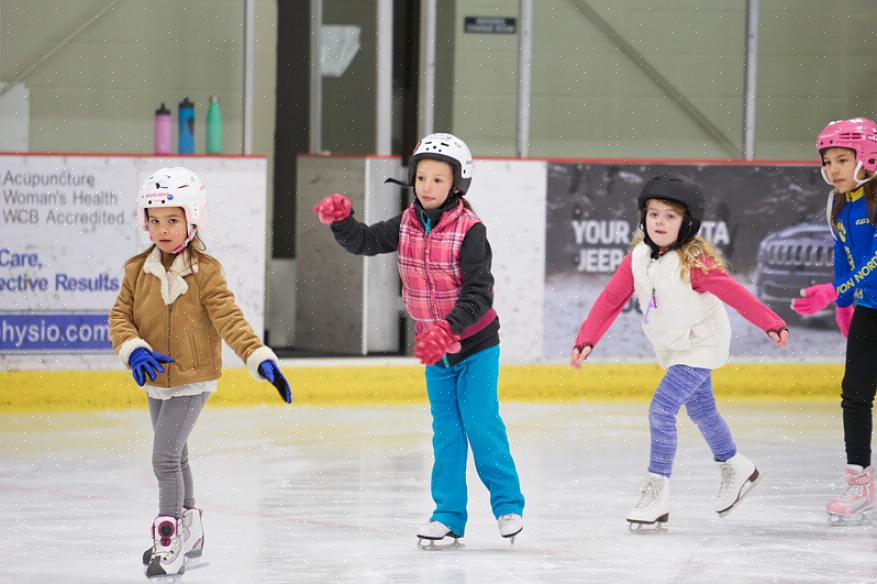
[792,235,856,316]
[329,211,402,257]
[571,253,635,364]
[691,261,788,345]
[314,193,402,256]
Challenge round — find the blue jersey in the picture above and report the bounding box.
[832,188,877,309]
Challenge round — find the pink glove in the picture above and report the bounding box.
[414,321,462,366]
[791,283,838,315]
[312,193,352,224]
[836,305,854,338]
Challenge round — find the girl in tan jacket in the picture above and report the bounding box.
[108,167,290,579]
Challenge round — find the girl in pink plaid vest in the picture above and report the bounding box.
[314,133,525,547]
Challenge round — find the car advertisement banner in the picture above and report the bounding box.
[544,161,844,362]
[0,155,267,368]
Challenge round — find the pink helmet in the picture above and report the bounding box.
[816,117,877,187]
[137,167,208,250]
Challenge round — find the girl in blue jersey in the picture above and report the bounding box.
[793,117,877,525]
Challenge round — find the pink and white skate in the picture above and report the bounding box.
[826,465,873,526]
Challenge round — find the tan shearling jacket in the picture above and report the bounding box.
[108,247,277,387]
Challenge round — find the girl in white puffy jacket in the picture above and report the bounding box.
[570,173,789,531]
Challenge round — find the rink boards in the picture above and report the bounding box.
[0,361,844,412]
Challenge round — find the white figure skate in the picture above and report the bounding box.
[626,473,670,533]
[179,508,205,568]
[145,516,185,581]
[498,513,523,545]
[826,465,873,526]
[715,454,761,517]
[416,520,464,550]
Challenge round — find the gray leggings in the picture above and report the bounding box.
[148,393,209,517]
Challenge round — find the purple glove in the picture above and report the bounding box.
[791,283,838,315]
[836,305,854,338]
[129,348,175,387]
[312,194,352,224]
[414,321,462,366]
[258,360,292,404]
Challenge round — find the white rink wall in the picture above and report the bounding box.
[468,159,547,363]
[0,155,268,371]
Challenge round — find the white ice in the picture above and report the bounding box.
[2,401,876,583]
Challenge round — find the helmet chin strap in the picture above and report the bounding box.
[172,226,197,254]
[821,161,876,188]
[640,215,696,259]
[642,231,691,260]
[854,163,875,188]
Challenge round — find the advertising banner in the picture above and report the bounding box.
[0,155,267,368]
[543,161,842,362]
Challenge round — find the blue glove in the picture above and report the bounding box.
[128,348,175,387]
[258,360,292,404]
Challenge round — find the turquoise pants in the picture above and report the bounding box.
[425,345,525,536]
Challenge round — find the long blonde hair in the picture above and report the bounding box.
[631,196,728,279]
[629,231,727,279]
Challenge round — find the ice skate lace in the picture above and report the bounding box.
[717,463,737,500]
[833,472,867,501]
[633,478,663,509]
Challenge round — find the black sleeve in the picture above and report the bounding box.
[330,210,402,256]
[445,223,494,334]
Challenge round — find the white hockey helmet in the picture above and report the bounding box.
[408,133,474,195]
[137,167,207,247]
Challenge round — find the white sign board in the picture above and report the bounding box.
[0,154,268,370]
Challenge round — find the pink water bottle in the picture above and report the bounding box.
[154,103,171,155]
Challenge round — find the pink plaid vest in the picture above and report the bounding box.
[397,202,496,338]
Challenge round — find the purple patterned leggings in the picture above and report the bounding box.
[648,364,736,477]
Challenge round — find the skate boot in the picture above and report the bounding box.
[715,454,760,517]
[145,516,186,579]
[498,513,523,545]
[416,520,463,550]
[142,508,204,566]
[826,465,873,526]
[181,507,204,560]
[626,473,670,533]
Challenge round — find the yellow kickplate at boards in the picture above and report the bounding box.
[0,363,842,412]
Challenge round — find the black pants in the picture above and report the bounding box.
[842,305,877,467]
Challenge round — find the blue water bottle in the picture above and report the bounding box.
[178,97,195,154]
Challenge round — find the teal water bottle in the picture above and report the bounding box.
[206,96,222,154]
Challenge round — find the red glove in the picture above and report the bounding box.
[836,305,854,338]
[414,321,462,366]
[313,193,352,224]
[791,283,837,315]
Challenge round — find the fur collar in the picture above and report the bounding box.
[142,247,199,305]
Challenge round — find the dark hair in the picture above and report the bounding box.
[831,179,877,226]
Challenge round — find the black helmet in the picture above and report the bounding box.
[637,173,705,255]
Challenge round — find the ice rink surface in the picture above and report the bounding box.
[2,401,876,583]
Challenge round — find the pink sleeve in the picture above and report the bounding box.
[574,253,635,348]
[691,263,787,333]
